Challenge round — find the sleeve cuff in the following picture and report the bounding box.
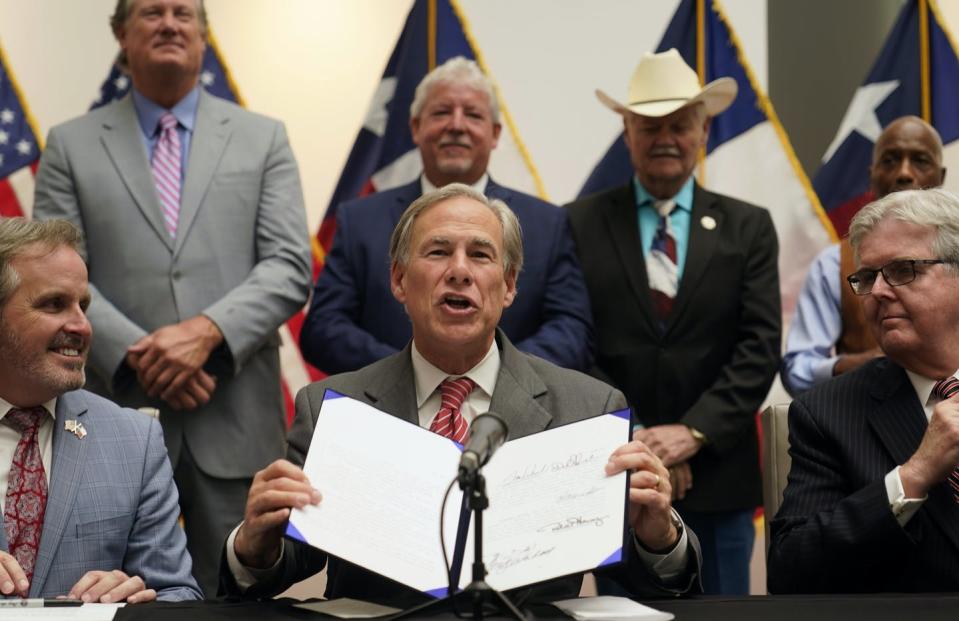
[225,523,286,591]
[812,356,840,384]
[885,466,926,527]
[632,509,690,582]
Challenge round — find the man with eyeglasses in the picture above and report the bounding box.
[768,188,959,593]
[781,116,946,396]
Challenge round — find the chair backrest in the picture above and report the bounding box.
[760,403,791,552]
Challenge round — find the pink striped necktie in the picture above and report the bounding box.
[429,377,476,444]
[3,407,48,583]
[152,112,182,237]
[646,199,678,322]
[932,376,959,503]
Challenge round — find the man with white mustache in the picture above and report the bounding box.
[0,218,200,603]
[565,49,781,595]
[300,56,594,375]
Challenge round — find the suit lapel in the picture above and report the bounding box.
[602,186,658,333]
[866,361,959,554]
[32,393,89,596]
[175,91,232,256]
[488,333,553,438]
[99,96,173,251]
[362,345,419,425]
[668,184,722,334]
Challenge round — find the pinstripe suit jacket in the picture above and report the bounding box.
[0,390,201,600]
[768,357,959,593]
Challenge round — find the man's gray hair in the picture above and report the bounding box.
[389,183,523,277]
[0,218,84,308]
[110,0,208,69]
[849,188,959,272]
[410,57,501,124]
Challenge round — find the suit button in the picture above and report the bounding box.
[172,271,182,280]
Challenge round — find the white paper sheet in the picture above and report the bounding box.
[0,603,124,620]
[553,596,673,621]
[288,391,629,597]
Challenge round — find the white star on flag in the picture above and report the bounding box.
[0,109,14,124]
[15,140,31,155]
[362,77,397,137]
[200,70,215,86]
[114,75,129,91]
[0,130,8,145]
[821,80,900,163]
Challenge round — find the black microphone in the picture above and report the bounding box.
[458,412,509,478]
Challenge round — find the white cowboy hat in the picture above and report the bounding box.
[596,48,737,118]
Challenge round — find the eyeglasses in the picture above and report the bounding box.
[847,259,951,295]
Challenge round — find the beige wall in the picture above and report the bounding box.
[0,0,766,232]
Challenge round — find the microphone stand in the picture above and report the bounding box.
[390,468,527,621]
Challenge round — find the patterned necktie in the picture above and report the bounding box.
[3,407,48,583]
[932,376,959,503]
[152,112,182,237]
[646,199,678,322]
[429,377,476,444]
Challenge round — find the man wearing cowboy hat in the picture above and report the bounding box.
[566,49,781,595]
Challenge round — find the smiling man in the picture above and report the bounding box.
[31,0,311,594]
[300,56,593,376]
[768,188,959,593]
[565,49,781,595]
[0,218,200,602]
[221,184,702,606]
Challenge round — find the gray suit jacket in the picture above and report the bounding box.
[0,390,201,601]
[32,90,312,478]
[222,331,701,605]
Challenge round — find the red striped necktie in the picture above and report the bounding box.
[646,199,678,323]
[932,376,959,503]
[429,377,476,444]
[3,407,48,583]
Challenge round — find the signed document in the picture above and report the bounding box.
[287,391,629,596]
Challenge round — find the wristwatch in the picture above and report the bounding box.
[686,425,709,445]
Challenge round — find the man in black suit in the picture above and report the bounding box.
[566,49,781,595]
[768,188,959,593]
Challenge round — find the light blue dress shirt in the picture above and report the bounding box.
[781,244,841,396]
[633,176,694,279]
[131,86,200,183]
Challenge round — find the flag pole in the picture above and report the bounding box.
[696,0,706,182]
[919,0,931,122]
[428,0,437,71]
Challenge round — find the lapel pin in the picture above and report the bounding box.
[65,419,87,439]
[700,215,717,230]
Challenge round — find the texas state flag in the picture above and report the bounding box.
[580,0,833,321]
[814,0,959,238]
[315,0,545,270]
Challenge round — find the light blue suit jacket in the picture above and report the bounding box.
[0,390,201,601]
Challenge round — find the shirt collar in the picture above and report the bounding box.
[420,173,489,195]
[908,368,959,407]
[131,85,200,139]
[0,395,58,422]
[632,175,694,213]
[411,339,500,408]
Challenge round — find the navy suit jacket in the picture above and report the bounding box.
[768,358,959,593]
[300,178,594,373]
[0,390,200,601]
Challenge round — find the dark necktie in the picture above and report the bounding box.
[932,376,959,503]
[3,407,48,583]
[646,199,678,322]
[429,377,476,444]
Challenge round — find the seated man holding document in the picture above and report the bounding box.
[221,184,702,606]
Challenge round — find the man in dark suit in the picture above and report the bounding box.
[300,56,593,374]
[31,0,312,595]
[768,188,959,593]
[566,49,781,595]
[222,184,701,605]
[0,218,200,602]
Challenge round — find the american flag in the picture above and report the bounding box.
[0,43,40,219]
[91,32,315,423]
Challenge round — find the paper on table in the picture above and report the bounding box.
[287,390,465,595]
[553,596,674,621]
[464,412,629,591]
[293,597,401,618]
[0,603,125,620]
